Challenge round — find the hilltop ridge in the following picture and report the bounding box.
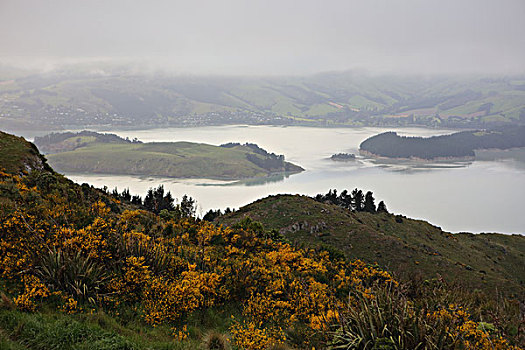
[218,194,525,294]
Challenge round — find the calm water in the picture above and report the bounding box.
[65,125,525,234]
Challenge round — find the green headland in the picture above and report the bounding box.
[34,131,304,180]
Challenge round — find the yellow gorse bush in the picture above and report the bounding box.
[0,170,522,349]
[172,324,189,342]
[427,304,522,350]
[230,318,286,350]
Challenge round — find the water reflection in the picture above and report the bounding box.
[198,172,293,187]
[63,125,525,234]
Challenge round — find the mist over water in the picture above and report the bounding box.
[65,125,525,234]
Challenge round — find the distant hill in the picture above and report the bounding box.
[359,125,525,160]
[218,194,525,294]
[1,69,525,131]
[33,130,141,154]
[34,131,304,179]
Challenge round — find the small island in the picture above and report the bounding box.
[359,126,525,160]
[330,153,356,161]
[34,131,304,179]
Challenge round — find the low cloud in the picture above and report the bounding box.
[1,0,524,76]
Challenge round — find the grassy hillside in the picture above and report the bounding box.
[36,132,303,180]
[0,131,235,349]
[0,131,51,175]
[2,69,525,131]
[218,194,525,295]
[0,131,524,348]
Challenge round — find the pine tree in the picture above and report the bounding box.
[131,195,142,205]
[340,189,352,209]
[351,188,364,212]
[377,200,388,213]
[203,209,221,222]
[144,185,175,214]
[179,195,196,218]
[121,188,131,202]
[363,191,376,213]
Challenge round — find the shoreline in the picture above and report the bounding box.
[358,149,475,162]
[359,146,525,162]
[57,168,304,183]
[7,123,468,140]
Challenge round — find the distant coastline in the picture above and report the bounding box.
[358,149,475,162]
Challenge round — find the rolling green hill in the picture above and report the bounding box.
[218,194,525,294]
[35,131,303,179]
[1,68,525,131]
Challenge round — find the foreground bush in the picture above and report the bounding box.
[0,170,522,349]
[331,283,522,350]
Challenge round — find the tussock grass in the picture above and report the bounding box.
[201,331,230,350]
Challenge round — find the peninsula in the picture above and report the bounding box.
[34,131,304,179]
[359,126,525,160]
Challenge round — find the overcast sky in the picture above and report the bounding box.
[1,0,524,75]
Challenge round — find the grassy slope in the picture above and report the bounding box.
[0,305,240,350]
[0,308,178,350]
[45,141,303,179]
[0,131,50,175]
[218,195,525,295]
[0,131,234,349]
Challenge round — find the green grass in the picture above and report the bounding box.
[0,292,239,350]
[218,195,525,295]
[0,131,49,175]
[347,95,385,109]
[304,103,339,117]
[0,308,204,350]
[45,141,303,180]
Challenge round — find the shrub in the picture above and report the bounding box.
[34,248,109,304]
[113,230,172,276]
[202,331,230,350]
[331,283,522,350]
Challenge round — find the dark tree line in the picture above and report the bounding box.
[221,142,288,172]
[202,207,234,222]
[112,185,196,219]
[112,185,237,222]
[246,153,286,172]
[330,153,356,161]
[220,142,280,158]
[314,188,388,214]
[111,185,388,222]
[360,125,525,160]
